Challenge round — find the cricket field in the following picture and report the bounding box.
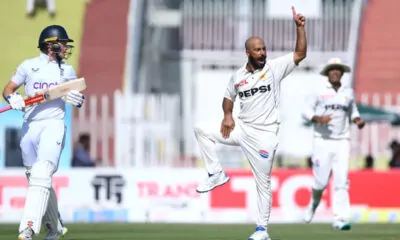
[0,223,399,240]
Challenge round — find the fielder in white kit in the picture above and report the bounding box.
[194,7,307,240]
[2,25,85,240]
[302,58,365,230]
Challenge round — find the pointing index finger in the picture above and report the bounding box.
[291,6,297,16]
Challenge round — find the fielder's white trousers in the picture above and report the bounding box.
[312,137,350,222]
[194,119,278,227]
[27,0,56,14]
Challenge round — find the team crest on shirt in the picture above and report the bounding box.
[259,150,269,158]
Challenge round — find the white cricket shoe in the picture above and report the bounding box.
[17,227,33,240]
[59,226,68,238]
[332,220,351,231]
[196,171,230,193]
[248,226,271,240]
[44,226,68,240]
[303,203,317,223]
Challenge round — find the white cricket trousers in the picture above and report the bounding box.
[194,119,278,228]
[312,137,350,222]
[20,119,66,170]
[18,119,65,234]
[27,0,56,13]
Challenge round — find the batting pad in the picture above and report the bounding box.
[57,211,66,233]
[42,187,59,235]
[19,161,53,235]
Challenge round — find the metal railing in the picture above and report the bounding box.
[180,0,356,52]
[74,92,182,167]
[74,91,400,169]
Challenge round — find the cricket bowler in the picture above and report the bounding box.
[194,7,307,240]
[302,58,365,230]
[2,25,85,240]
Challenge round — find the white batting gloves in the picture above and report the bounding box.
[6,92,25,111]
[63,90,85,108]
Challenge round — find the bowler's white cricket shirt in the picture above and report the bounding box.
[11,53,77,122]
[224,53,296,131]
[303,80,360,139]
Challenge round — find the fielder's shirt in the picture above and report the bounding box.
[11,53,76,122]
[303,79,360,139]
[224,53,296,132]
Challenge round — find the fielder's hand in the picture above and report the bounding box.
[319,115,332,124]
[221,115,235,139]
[6,92,25,111]
[312,115,332,124]
[292,6,305,27]
[63,90,85,108]
[354,118,366,129]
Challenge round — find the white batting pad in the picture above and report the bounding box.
[19,161,53,235]
[19,186,50,234]
[57,211,66,233]
[42,187,59,235]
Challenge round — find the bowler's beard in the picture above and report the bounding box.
[249,56,266,70]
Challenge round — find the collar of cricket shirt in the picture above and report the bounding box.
[39,52,58,64]
[241,62,264,75]
[324,79,346,93]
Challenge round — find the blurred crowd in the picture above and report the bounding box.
[360,139,400,169]
[5,126,400,169]
[304,139,400,170]
[388,140,400,168]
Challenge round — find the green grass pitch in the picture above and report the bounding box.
[0,223,399,240]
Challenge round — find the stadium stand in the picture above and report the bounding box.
[355,0,400,97]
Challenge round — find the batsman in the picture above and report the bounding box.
[2,25,85,239]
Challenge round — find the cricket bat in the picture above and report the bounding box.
[0,77,87,113]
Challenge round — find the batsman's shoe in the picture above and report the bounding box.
[44,226,68,240]
[45,231,59,240]
[196,171,229,193]
[332,220,351,231]
[303,203,317,223]
[17,227,34,240]
[59,226,68,239]
[248,226,271,240]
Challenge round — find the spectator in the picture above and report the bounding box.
[364,154,374,169]
[71,133,96,167]
[388,140,400,168]
[306,156,313,168]
[27,0,56,18]
[275,154,284,168]
[5,127,24,167]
